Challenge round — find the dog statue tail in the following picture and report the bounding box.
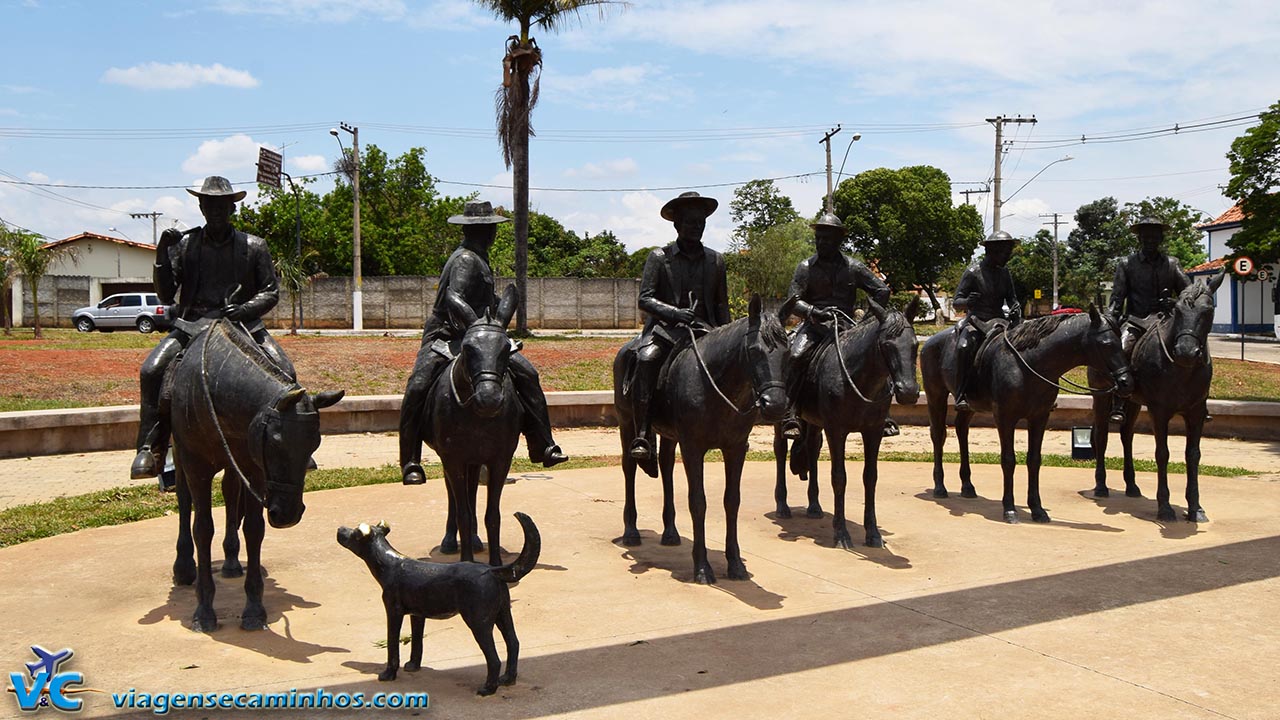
[492,512,541,584]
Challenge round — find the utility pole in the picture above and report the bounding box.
[129,211,163,244]
[332,122,362,330]
[1040,212,1066,310]
[986,115,1036,233]
[959,186,990,205]
[819,125,841,214]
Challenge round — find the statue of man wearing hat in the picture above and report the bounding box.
[779,212,890,438]
[131,175,295,481]
[398,200,568,486]
[1105,215,1190,423]
[951,230,1022,412]
[628,191,731,462]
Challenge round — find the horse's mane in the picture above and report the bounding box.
[1178,281,1214,308]
[879,310,910,340]
[703,310,788,351]
[212,321,296,385]
[1005,313,1078,351]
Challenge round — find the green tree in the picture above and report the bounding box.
[1063,197,1131,305]
[626,246,658,278]
[833,165,983,314]
[475,0,625,334]
[5,230,77,338]
[1226,99,1280,264]
[1121,196,1208,268]
[0,228,18,334]
[725,218,812,315]
[1006,229,1056,315]
[728,179,800,247]
[493,212,630,277]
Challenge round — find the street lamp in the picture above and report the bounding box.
[1002,155,1074,207]
[330,123,362,331]
[107,226,133,241]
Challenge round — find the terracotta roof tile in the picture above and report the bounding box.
[1187,257,1228,273]
[1196,203,1245,229]
[41,232,157,252]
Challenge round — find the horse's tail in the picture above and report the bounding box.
[492,512,541,584]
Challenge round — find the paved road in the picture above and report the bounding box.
[1209,334,1280,364]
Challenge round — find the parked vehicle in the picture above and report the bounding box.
[72,293,171,333]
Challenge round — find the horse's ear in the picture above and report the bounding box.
[496,284,519,329]
[777,294,799,325]
[275,387,306,413]
[867,298,887,322]
[376,520,390,535]
[904,295,922,324]
[1087,303,1101,324]
[313,389,345,409]
[748,293,762,322]
[1209,266,1227,292]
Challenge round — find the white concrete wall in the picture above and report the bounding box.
[46,239,155,281]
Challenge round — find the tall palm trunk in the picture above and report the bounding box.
[511,47,534,334]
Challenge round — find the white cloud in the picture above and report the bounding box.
[101,62,259,90]
[26,171,49,183]
[214,0,405,21]
[290,154,329,173]
[182,134,265,175]
[543,64,688,112]
[564,158,638,180]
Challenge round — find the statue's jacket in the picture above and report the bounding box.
[156,227,279,333]
[638,242,731,345]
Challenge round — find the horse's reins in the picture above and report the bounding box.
[1000,319,1126,395]
[448,356,504,408]
[829,310,893,403]
[198,321,288,507]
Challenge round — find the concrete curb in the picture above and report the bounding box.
[2,390,1276,460]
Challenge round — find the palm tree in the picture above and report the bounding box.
[475,0,624,334]
[7,230,77,339]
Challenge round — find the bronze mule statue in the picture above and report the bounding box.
[420,286,525,566]
[1088,268,1226,521]
[614,294,792,584]
[170,318,343,631]
[776,298,922,548]
[921,307,1133,522]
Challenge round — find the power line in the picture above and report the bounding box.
[1006,114,1260,150]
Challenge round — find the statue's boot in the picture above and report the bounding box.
[629,361,658,462]
[511,366,570,469]
[398,371,433,486]
[882,418,900,437]
[954,339,975,412]
[780,356,807,439]
[131,403,162,479]
[1108,394,1125,425]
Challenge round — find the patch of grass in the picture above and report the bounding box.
[543,358,614,392]
[0,397,95,413]
[0,328,163,350]
[740,449,1252,477]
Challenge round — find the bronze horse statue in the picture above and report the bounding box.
[777,298,922,548]
[1088,269,1226,521]
[921,307,1133,523]
[420,287,524,566]
[614,295,792,584]
[170,318,342,632]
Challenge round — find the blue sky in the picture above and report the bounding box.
[2,0,1278,254]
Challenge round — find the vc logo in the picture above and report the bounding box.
[7,646,87,713]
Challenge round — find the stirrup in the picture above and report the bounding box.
[781,417,802,439]
[1108,411,1125,425]
[630,437,653,461]
[954,395,971,412]
[402,463,426,486]
[131,447,159,480]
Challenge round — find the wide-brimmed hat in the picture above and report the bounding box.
[982,230,1017,246]
[448,200,510,225]
[186,176,246,202]
[1130,216,1169,232]
[661,191,719,222]
[811,212,846,233]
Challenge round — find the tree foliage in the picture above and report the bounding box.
[1121,196,1208,268]
[1062,197,1130,306]
[728,179,800,248]
[833,165,983,309]
[1226,99,1280,264]
[725,218,812,314]
[1006,229,1057,315]
[491,211,632,278]
[4,229,77,338]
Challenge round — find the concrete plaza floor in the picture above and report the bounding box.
[3,447,1279,718]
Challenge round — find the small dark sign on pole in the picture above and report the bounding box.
[256,147,283,189]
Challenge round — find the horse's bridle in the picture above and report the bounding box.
[448,324,508,407]
[829,310,895,403]
[687,323,783,416]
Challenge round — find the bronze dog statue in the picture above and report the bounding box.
[337,513,540,696]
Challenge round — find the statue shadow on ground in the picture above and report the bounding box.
[612,531,785,610]
[1076,490,1202,540]
[764,511,912,570]
[138,566,347,663]
[417,545,568,574]
[914,490,1123,533]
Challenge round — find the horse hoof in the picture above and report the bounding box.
[961,487,978,499]
[191,611,219,633]
[173,566,196,586]
[806,506,824,519]
[378,668,397,682]
[220,563,244,579]
[471,536,486,552]
[865,535,885,548]
[440,538,460,554]
[1093,486,1110,498]
[776,506,793,519]
[1125,486,1143,498]
[1031,511,1051,524]
[694,568,717,585]
[477,685,498,697]
[933,488,949,499]
[499,672,517,686]
[240,616,267,631]
[660,530,682,546]
[1157,507,1177,522]
[621,531,642,547]
[1003,511,1019,524]
[1187,509,1208,523]
[403,661,421,672]
[834,534,854,550]
[727,562,749,580]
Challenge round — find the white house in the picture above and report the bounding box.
[1191,204,1276,334]
[9,232,158,327]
